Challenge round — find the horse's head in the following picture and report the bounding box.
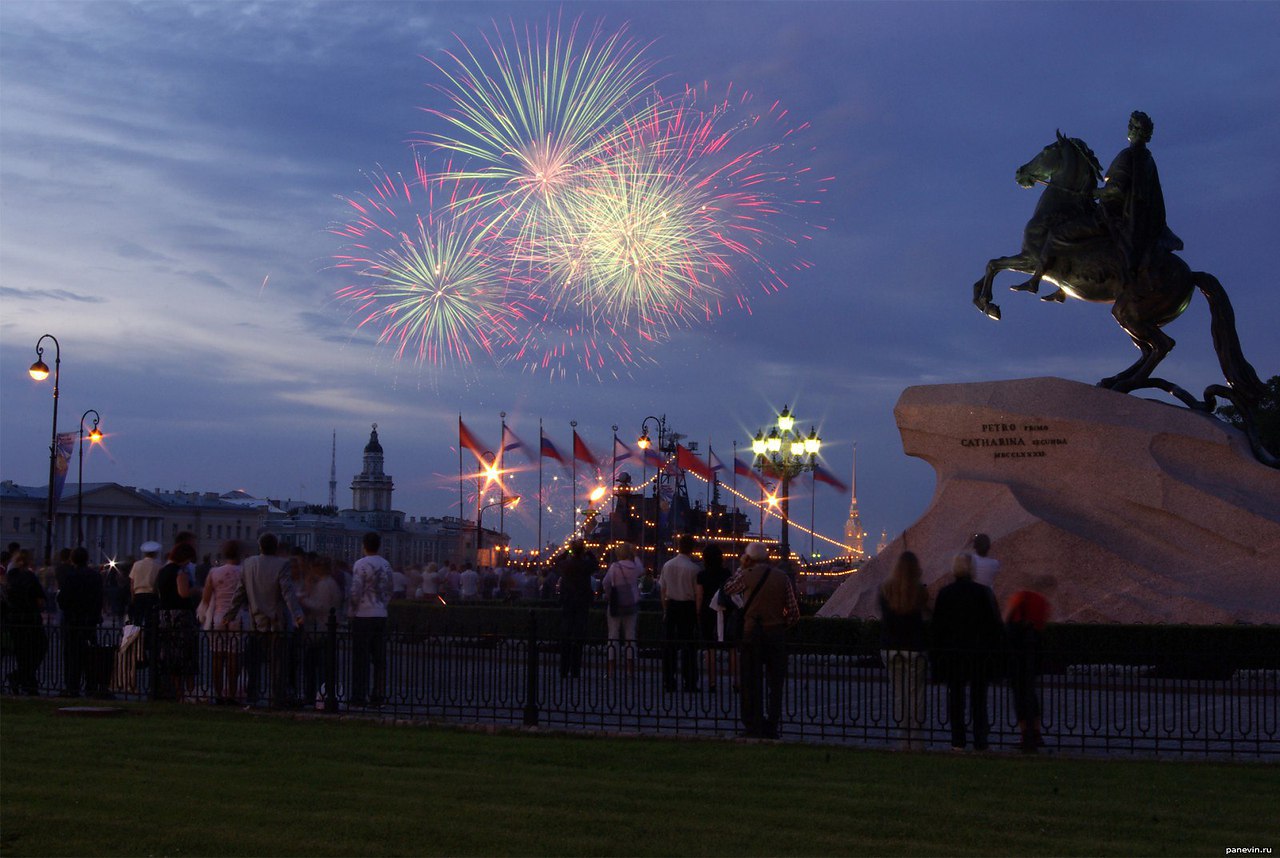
[1015,131,1101,192]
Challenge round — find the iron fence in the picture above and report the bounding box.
[3,613,1276,758]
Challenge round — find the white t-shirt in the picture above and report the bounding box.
[459,568,480,598]
[971,553,1000,588]
[349,554,393,618]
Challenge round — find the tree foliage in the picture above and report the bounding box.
[1217,374,1280,457]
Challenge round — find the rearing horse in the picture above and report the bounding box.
[971,132,1263,404]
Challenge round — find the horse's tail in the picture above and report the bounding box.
[1194,272,1266,403]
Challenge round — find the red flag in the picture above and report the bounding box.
[812,463,849,492]
[572,430,598,465]
[676,444,713,481]
[459,418,489,463]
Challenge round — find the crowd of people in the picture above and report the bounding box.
[4,530,1049,749]
[878,533,1051,753]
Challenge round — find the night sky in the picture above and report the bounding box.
[3,2,1277,556]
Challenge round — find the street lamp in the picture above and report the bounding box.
[28,334,61,568]
[77,409,103,547]
[637,415,667,569]
[753,405,821,560]
[477,494,520,566]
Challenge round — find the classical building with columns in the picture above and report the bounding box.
[1,425,507,571]
[0,480,277,566]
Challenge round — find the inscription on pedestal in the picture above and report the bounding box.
[959,421,1069,460]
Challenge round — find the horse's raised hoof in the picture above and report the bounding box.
[1010,280,1039,294]
[983,302,1002,321]
[1041,289,1066,303]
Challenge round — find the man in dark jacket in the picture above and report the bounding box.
[57,547,104,697]
[558,541,596,679]
[932,553,1005,751]
[4,550,47,695]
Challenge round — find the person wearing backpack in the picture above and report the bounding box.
[722,543,799,739]
[601,543,643,679]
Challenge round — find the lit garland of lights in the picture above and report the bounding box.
[529,452,856,569]
[693,471,857,555]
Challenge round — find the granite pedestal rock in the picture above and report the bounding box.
[819,377,1280,624]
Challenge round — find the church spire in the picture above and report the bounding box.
[843,443,866,560]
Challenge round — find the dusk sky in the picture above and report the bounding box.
[3,2,1277,556]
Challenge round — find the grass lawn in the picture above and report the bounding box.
[1,698,1276,856]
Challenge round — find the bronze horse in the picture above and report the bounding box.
[972,132,1263,406]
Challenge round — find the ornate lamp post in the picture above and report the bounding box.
[752,405,821,560]
[477,494,519,567]
[475,451,499,565]
[28,334,61,568]
[637,415,667,570]
[77,409,103,547]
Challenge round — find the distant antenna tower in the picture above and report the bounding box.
[328,429,337,509]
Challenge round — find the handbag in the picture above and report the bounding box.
[607,563,637,617]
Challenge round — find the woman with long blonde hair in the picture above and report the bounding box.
[878,551,930,749]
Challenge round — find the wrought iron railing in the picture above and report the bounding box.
[3,613,1276,758]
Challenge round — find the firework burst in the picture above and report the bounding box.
[331,165,529,367]
[333,15,827,379]
[421,14,658,225]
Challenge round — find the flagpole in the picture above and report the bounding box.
[704,437,712,539]
[499,411,507,542]
[570,420,578,535]
[611,426,619,487]
[732,440,739,549]
[538,420,544,560]
[458,414,465,564]
[810,472,816,560]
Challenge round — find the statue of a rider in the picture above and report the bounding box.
[1097,111,1184,277]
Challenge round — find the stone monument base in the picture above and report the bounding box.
[818,377,1280,624]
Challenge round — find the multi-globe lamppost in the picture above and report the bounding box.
[752,405,821,560]
[28,334,61,568]
[77,409,104,547]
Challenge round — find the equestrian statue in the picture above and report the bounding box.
[971,111,1274,466]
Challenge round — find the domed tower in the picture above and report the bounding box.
[351,424,394,513]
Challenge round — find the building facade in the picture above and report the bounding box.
[1,425,509,570]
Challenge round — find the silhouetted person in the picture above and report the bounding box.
[57,547,104,697]
[558,541,595,679]
[931,553,1005,752]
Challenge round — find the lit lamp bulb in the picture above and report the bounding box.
[804,427,821,456]
[751,431,766,457]
[29,360,50,381]
[777,406,795,434]
[89,427,104,444]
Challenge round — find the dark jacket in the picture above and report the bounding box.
[558,552,596,608]
[930,577,1005,682]
[57,565,104,628]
